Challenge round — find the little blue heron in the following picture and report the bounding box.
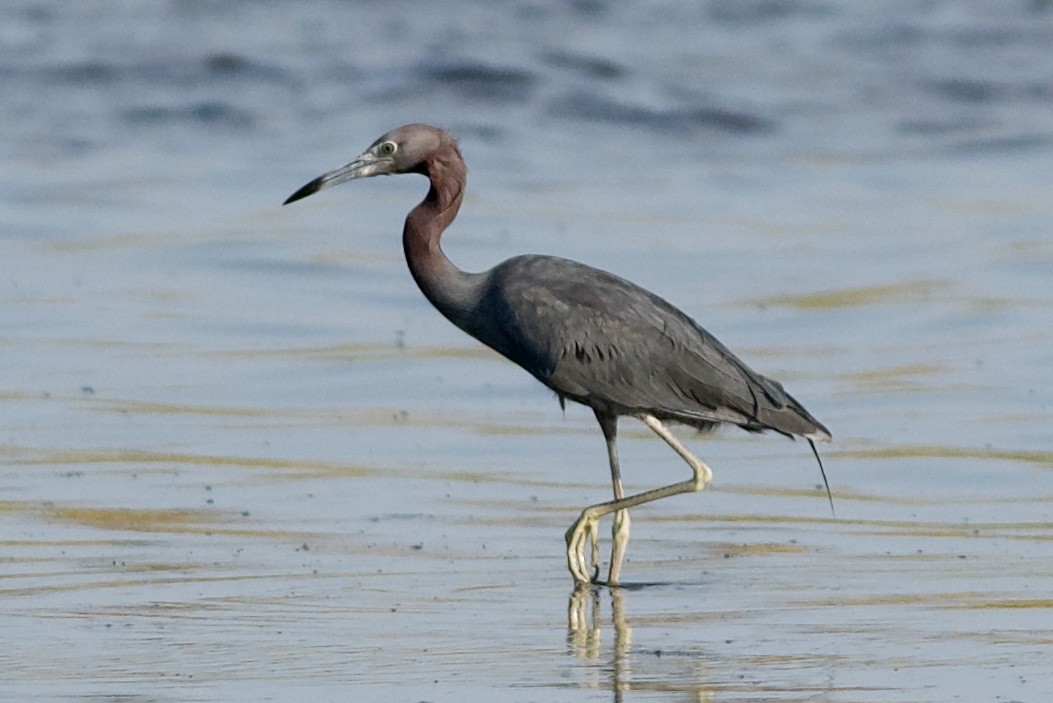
[284,123,831,586]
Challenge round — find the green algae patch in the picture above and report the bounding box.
[753,279,946,310]
[47,506,219,532]
[834,444,1053,468]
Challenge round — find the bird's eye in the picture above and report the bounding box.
[378,141,397,156]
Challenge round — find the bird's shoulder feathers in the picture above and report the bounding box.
[470,255,822,437]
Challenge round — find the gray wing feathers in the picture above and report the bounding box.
[478,256,829,440]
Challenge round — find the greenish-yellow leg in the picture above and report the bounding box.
[565,413,714,585]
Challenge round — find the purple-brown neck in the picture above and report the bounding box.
[402,141,483,329]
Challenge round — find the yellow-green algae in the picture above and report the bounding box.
[752,279,946,310]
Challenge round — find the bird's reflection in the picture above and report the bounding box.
[567,586,713,703]
[568,586,632,701]
[568,585,631,661]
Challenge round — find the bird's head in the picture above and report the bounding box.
[283,124,453,205]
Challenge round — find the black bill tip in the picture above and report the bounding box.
[283,175,325,205]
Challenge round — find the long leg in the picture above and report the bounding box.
[596,411,631,586]
[565,413,714,585]
[566,412,611,584]
[563,411,633,586]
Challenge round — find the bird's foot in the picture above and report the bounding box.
[565,510,601,585]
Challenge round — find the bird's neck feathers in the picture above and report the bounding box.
[401,144,480,328]
[423,144,466,232]
[403,144,465,263]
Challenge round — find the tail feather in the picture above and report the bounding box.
[755,391,831,442]
[809,438,835,516]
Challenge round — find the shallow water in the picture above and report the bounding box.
[3,1,1052,701]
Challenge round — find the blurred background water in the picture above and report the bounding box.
[2,1,1052,701]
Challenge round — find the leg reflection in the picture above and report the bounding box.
[567,585,602,659]
[609,587,632,663]
[567,586,634,701]
[568,587,633,659]
[567,587,714,703]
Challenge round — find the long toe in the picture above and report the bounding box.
[566,531,590,584]
[565,514,598,585]
[585,519,602,580]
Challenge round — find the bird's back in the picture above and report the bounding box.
[464,254,830,441]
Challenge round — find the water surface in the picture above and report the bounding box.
[3,1,1052,701]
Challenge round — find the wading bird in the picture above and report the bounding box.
[284,124,831,586]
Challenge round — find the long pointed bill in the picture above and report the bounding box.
[283,151,389,205]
